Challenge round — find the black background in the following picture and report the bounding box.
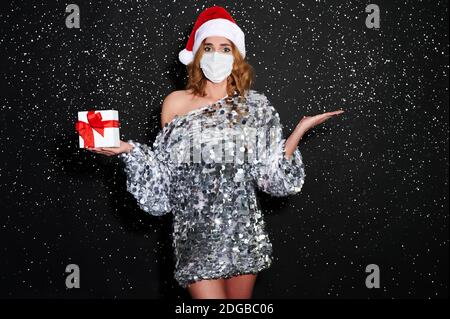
[0,0,448,299]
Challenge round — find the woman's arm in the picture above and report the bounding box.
[284,110,344,159]
[86,93,180,216]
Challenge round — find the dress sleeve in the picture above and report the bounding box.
[249,94,306,197]
[118,128,173,216]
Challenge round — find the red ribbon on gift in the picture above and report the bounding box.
[75,110,120,148]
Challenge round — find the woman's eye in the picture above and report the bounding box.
[204,46,230,53]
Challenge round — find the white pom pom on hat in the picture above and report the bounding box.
[178,6,246,65]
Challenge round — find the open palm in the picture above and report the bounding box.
[297,109,344,134]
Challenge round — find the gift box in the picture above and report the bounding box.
[75,110,120,148]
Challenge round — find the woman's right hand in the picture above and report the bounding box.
[86,140,133,156]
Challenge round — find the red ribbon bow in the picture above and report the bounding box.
[75,110,120,148]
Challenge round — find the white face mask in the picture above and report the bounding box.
[200,51,234,83]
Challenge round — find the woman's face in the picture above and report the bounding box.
[203,36,233,55]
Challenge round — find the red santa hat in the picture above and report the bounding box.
[178,6,246,65]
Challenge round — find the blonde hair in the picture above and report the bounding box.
[185,39,255,99]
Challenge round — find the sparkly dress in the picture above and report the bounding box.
[118,89,306,288]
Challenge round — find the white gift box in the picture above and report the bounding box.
[76,110,120,148]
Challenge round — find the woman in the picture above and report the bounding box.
[87,6,344,299]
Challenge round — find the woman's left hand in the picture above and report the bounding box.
[296,109,345,135]
[284,109,345,158]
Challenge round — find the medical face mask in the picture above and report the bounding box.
[199,51,234,83]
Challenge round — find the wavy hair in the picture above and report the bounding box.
[185,39,255,99]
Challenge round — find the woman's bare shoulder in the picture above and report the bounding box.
[161,90,192,128]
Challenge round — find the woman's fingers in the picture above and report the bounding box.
[328,109,344,115]
[97,148,116,156]
[101,147,117,152]
[298,109,344,132]
[321,110,344,119]
[86,147,116,156]
[304,110,344,127]
[101,147,120,156]
[318,110,344,123]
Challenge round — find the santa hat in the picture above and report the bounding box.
[178,6,246,65]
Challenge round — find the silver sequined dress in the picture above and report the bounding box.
[118,89,306,288]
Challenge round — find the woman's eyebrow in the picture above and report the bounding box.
[204,43,231,47]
